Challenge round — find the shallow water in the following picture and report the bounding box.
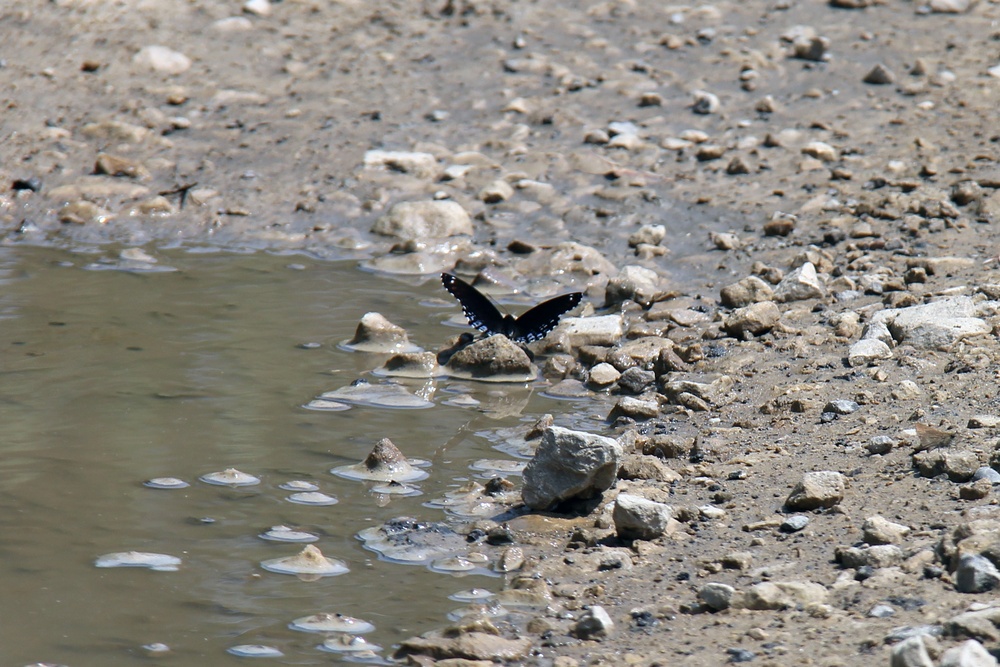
[0,246,602,666]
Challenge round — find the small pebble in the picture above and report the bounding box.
[727,647,756,663]
[780,515,810,533]
[824,400,859,415]
[869,604,896,618]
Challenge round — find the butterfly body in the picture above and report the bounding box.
[441,273,582,344]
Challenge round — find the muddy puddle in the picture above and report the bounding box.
[0,246,604,666]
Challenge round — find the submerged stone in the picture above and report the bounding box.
[357,516,465,564]
[95,551,181,572]
[258,525,318,543]
[308,380,433,410]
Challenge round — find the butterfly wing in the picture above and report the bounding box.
[512,292,583,343]
[441,273,506,336]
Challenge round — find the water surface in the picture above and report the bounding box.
[0,246,593,665]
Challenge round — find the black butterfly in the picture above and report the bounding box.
[441,273,582,344]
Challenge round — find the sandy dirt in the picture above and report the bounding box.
[5,0,1000,665]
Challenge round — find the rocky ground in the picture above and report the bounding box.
[5,0,1000,665]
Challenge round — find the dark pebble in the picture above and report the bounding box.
[727,648,755,663]
[631,610,656,627]
[12,177,41,192]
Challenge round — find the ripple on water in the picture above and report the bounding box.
[258,526,319,543]
[226,644,284,658]
[199,468,261,486]
[289,612,376,634]
[141,642,171,655]
[94,551,181,572]
[143,477,190,489]
[260,544,349,577]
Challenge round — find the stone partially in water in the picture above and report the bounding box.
[308,380,433,410]
[287,491,338,506]
[279,480,319,492]
[447,600,510,622]
[259,525,318,543]
[331,437,429,482]
[318,634,383,655]
[370,480,423,496]
[430,553,491,574]
[199,468,261,487]
[341,312,420,353]
[143,477,189,489]
[226,645,283,658]
[450,588,496,603]
[424,481,517,519]
[95,551,181,572]
[299,397,352,411]
[289,612,376,634]
[395,630,531,662]
[375,351,443,378]
[446,336,535,382]
[260,544,349,577]
[357,516,465,564]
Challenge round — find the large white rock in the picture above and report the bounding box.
[873,296,992,349]
[371,200,472,239]
[521,426,623,510]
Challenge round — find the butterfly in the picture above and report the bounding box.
[441,273,582,344]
